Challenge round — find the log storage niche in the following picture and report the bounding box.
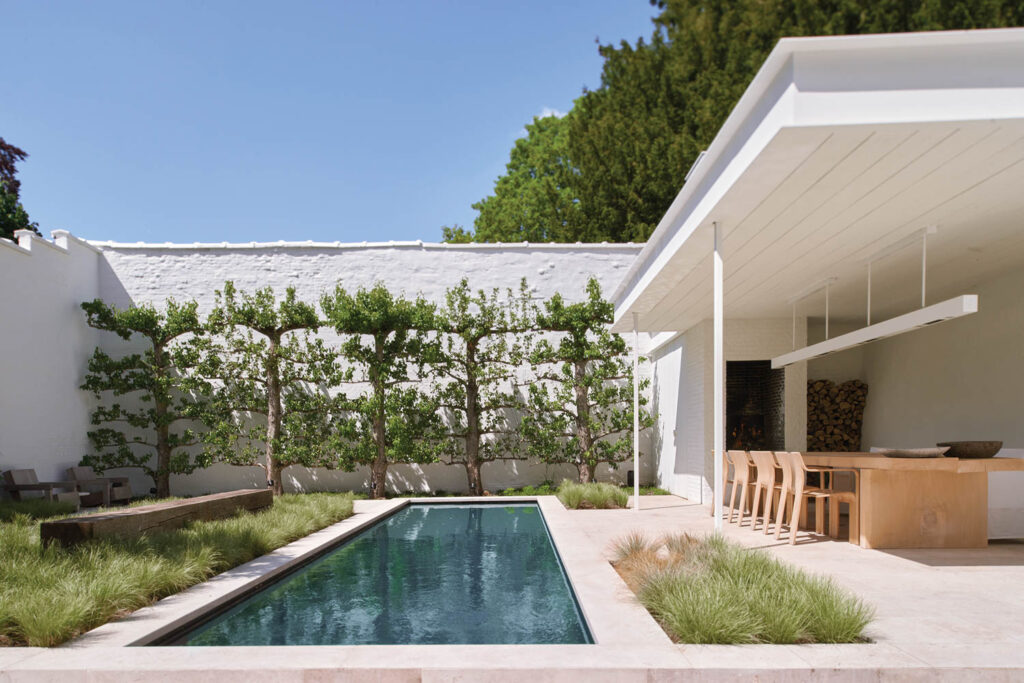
[807,379,868,451]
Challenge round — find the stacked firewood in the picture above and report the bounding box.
[807,379,868,451]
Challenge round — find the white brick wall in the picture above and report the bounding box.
[1,233,653,496]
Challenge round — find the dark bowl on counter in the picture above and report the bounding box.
[936,441,1003,459]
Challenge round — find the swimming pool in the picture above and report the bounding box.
[172,503,592,645]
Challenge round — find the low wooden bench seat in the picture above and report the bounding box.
[40,489,274,547]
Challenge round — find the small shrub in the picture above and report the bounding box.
[611,533,873,644]
[557,480,629,509]
[498,481,558,496]
[612,531,652,563]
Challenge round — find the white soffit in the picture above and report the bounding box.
[770,295,978,368]
[611,28,1024,334]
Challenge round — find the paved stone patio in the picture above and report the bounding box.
[1,495,1021,681]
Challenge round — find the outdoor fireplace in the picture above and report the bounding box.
[726,360,785,451]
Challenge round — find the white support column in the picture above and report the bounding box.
[713,222,724,532]
[632,312,640,512]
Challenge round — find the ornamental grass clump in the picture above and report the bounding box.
[612,533,873,644]
[0,493,354,647]
[556,480,629,509]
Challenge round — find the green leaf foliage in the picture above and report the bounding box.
[79,298,210,497]
[521,277,653,483]
[448,0,1024,243]
[429,278,532,493]
[199,281,344,494]
[0,181,39,241]
[468,115,582,243]
[321,284,443,498]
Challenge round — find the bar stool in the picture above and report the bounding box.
[773,451,832,544]
[725,450,755,524]
[748,450,778,533]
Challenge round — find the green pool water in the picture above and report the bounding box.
[175,503,592,645]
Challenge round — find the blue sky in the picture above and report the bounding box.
[3,1,657,244]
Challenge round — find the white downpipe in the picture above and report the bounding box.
[632,312,640,512]
[713,222,724,532]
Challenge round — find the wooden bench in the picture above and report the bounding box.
[40,489,274,547]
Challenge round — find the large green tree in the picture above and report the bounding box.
[430,278,531,494]
[521,278,653,483]
[321,284,443,499]
[80,298,210,498]
[447,0,1024,243]
[445,115,581,243]
[0,137,39,241]
[200,282,344,495]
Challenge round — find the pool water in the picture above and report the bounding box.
[176,503,592,645]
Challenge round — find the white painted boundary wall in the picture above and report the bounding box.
[0,231,105,482]
[0,233,650,496]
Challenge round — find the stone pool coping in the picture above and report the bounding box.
[3,496,1021,681]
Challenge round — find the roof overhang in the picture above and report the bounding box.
[611,28,1024,334]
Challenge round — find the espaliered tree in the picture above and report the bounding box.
[430,278,531,494]
[520,277,652,483]
[321,284,443,499]
[79,298,210,497]
[200,282,344,495]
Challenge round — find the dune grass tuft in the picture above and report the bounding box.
[557,480,630,509]
[613,533,873,644]
[0,492,354,647]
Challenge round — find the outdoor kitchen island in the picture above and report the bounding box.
[803,453,1024,549]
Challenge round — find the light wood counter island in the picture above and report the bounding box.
[802,452,1024,549]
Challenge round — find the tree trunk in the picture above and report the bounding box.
[464,342,484,495]
[265,333,284,496]
[153,342,172,498]
[573,360,594,484]
[370,335,388,499]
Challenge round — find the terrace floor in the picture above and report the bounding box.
[1,494,1022,681]
[581,495,1024,677]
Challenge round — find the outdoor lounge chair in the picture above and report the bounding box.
[2,468,86,509]
[66,466,131,507]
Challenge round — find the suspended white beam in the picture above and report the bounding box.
[712,222,724,532]
[632,312,640,513]
[771,295,978,369]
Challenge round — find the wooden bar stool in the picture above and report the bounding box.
[725,450,755,525]
[828,469,861,546]
[773,451,831,544]
[748,450,778,533]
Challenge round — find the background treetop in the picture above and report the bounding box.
[447,0,1024,244]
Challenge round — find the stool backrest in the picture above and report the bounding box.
[749,451,775,482]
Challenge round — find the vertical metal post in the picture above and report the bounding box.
[825,280,830,340]
[632,312,640,512]
[791,302,796,350]
[921,231,927,307]
[867,261,872,326]
[713,222,724,532]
